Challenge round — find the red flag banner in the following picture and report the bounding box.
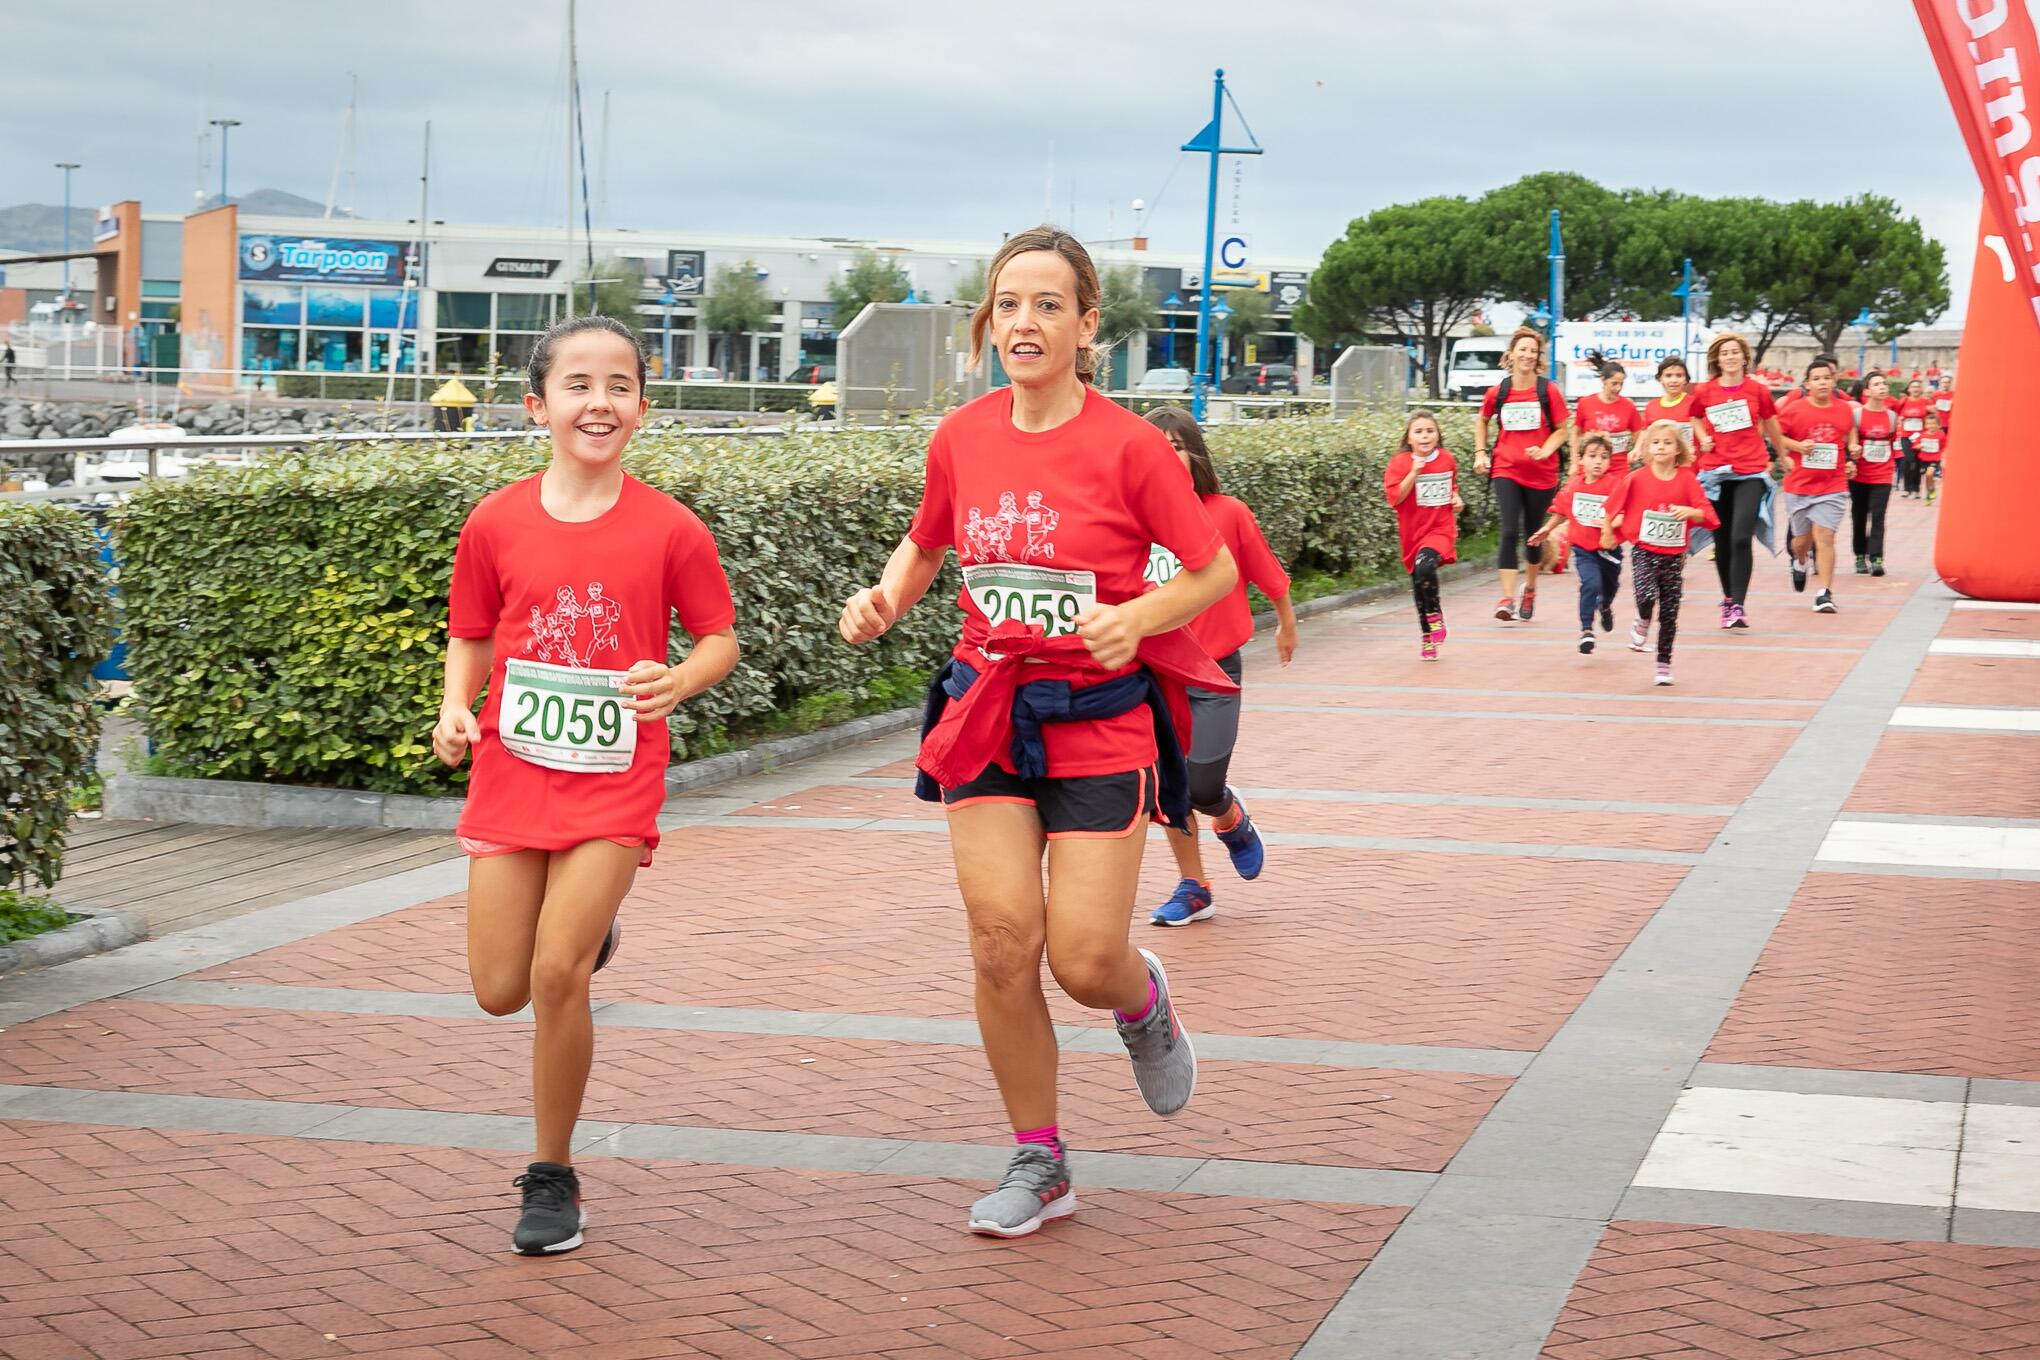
[1915,0,2040,331]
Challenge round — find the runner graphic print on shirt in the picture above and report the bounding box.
[526,582,625,669]
[962,490,1063,565]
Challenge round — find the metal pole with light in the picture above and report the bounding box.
[55,162,79,299]
[661,289,675,381]
[1211,298,1232,386]
[1546,209,1564,381]
[1851,306,1876,379]
[1673,257,1695,365]
[1181,69,1262,422]
[210,119,241,208]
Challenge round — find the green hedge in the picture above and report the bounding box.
[1,504,113,889]
[114,409,1490,797]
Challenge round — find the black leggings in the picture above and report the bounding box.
[1493,479,1556,572]
[1409,547,1442,637]
[1708,477,1766,605]
[1901,446,1923,495]
[1849,482,1891,559]
[1633,550,1685,665]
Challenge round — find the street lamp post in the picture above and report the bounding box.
[1211,298,1232,385]
[55,162,79,300]
[660,290,675,380]
[1851,306,1876,379]
[1671,258,1711,371]
[210,119,241,209]
[1180,69,1262,421]
[1161,291,1181,368]
[1546,210,1564,380]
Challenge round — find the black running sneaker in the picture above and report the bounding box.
[1854,554,1869,575]
[1871,557,1886,577]
[1790,556,1807,592]
[512,1162,584,1255]
[1598,606,1614,633]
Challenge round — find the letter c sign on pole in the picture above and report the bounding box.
[1219,234,1250,272]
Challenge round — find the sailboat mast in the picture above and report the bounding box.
[563,0,577,318]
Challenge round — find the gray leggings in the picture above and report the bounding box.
[1186,648,1244,815]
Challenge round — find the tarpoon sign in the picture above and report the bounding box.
[239,235,416,286]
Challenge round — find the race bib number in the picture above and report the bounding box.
[1803,442,1841,470]
[1921,439,1943,456]
[1862,439,1892,463]
[1639,509,1686,549]
[500,659,637,774]
[1903,417,1924,434]
[1572,492,1607,528]
[1415,472,1454,507]
[1144,543,1181,587]
[1706,399,1752,433]
[1675,421,1694,443]
[1499,401,1542,432]
[965,563,1097,648]
[1609,431,1632,454]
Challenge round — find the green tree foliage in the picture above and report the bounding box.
[1096,264,1156,345]
[1480,172,1627,319]
[1217,286,1271,346]
[700,260,779,378]
[569,260,647,339]
[829,250,912,326]
[1771,196,1950,359]
[1303,195,1488,395]
[951,260,988,306]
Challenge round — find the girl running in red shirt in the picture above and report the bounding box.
[1385,408,1462,661]
[837,228,1238,1238]
[1898,379,1931,498]
[1571,352,1645,475]
[433,316,741,1254]
[1528,433,1626,654]
[1141,407,1296,927]
[1691,332,1783,631]
[1476,326,1571,623]
[1918,412,1945,505]
[1604,420,1719,686]
[1850,374,1898,576]
[1644,355,1699,453]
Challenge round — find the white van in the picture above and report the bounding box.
[1443,336,1510,402]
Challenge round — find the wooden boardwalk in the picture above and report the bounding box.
[49,817,458,937]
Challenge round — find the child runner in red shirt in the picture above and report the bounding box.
[1774,355,1855,614]
[433,316,740,1254]
[1898,379,1931,498]
[1850,374,1898,575]
[1571,351,1645,475]
[1918,412,1945,505]
[1528,433,1627,654]
[1604,420,1719,686]
[1645,356,1700,447]
[1141,406,1297,928]
[838,228,1238,1239]
[1384,408,1463,661]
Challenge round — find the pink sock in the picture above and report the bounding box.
[1015,1124,1063,1159]
[1114,976,1158,1025]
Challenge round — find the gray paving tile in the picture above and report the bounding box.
[593,1124,907,1173]
[1418,1171,1628,1222]
[1174,1160,1434,1206]
[308,1106,543,1151]
[1617,1186,1952,1242]
[1691,1063,1971,1103]
[0,1084,358,1137]
[1971,1078,2040,1109]
[1953,1206,2040,1248]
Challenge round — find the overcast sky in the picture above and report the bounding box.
[7,0,1988,321]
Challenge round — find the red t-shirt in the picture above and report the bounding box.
[1552,467,1627,552]
[448,474,737,850]
[1917,432,1945,463]
[1643,392,1699,446]
[1898,398,1930,439]
[1480,380,1569,490]
[1692,378,1779,474]
[1177,494,1289,660]
[1606,465,1720,556]
[1853,406,1899,486]
[907,386,1220,777]
[1383,448,1461,571]
[1572,393,1646,473]
[1933,390,1954,430]
[1776,399,1854,497]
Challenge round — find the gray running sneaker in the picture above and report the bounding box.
[1115,948,1196,1116]
[966,1144,1074,1238]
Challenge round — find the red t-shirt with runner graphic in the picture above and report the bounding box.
[1775,399,1854,496]
[1572,394,1646,473]
[1182,493,1290,660]
[907,386,1221,777]
[1853,406,1899,485]
[1480,380,1569,490]
[1551,466,1628,552]
[1383,448,1461,572]
[1692,378,1779,474]
[1898,398,1930,440]
[448,474,737,850]
[1606,465,1720,556]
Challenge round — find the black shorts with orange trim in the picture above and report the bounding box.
[941,764,1161,839]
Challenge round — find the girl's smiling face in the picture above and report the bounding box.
[524,329,646,468]
[1407,416,1440,455]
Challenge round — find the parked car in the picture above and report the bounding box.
[1135,367,1192,394]
[789,363,838,384]
[679,366,722,381]
[1222,363,1299,395]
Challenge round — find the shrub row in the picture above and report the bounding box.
[113,408,1488,797]
[0,504,113,888]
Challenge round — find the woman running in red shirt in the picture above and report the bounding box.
[1850,374,1898,576]
[838,228,1238,1238]
[1571,351,1645,475]
[1476,326,1571,622]
[433,316,741,1254]
[1141,406,1297,927]
[1604,420,1719,686]
[1691,332,1783,630]
[1898,379,1931,498]
[1385,408,1463,661]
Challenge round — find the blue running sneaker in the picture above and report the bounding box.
[1212,790,1265,880]
[1150,878,1214,927]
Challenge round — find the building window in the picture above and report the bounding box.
[495,333,543,373]
[243,286,303,326]
[306,329,364,372]
[495,293,555,331]
[306,289,365,328]
[438,291,491,329]
[434,333,490,373]
[242,327,301,371]
[368,289,418,329]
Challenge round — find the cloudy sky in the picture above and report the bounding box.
[7,0,1987,320]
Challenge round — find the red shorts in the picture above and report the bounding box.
[458,836,653,867]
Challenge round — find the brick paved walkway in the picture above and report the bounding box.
[1,492,2035,1359]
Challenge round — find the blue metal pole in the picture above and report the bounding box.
[1680,256,1693,367]
[1192,69,1223,422]
[1546,209,1564,381]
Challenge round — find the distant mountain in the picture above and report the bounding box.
[0,189,349,253]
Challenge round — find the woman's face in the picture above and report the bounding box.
[1508,337,1540,374]
[990,250,1098,389]
[1600,368,1626,398]
[1716,342,1749,378]
[1907,380,1925,399]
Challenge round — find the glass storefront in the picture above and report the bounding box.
[241,285,417,372]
